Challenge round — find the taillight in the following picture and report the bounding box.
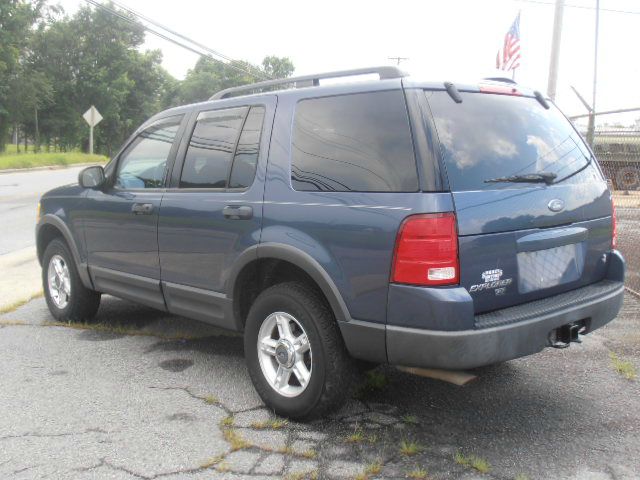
[391,213,459,286]
[611,198,617,249]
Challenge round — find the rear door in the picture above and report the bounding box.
[426,88,612,314]
[157,97,275,327]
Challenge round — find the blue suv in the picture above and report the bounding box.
[37,67,625,418]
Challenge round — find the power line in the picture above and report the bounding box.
[515,0,640,16]
[83,0,270,81]
[107,0,271,80]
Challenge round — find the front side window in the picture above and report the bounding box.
[115,116,182,189]
[291,91,418,192]
[180,107,248,188]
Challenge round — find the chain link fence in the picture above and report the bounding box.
[593,127,640,295]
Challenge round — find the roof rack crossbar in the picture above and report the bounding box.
[209,66,407,100]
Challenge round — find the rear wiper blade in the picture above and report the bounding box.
[484,172,557,185]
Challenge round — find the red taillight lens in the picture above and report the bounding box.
[391,213,459,286]
[611,198,617,249]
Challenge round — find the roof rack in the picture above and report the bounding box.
[209,66,407,100]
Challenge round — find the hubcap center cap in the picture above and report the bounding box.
[275,340,295,368]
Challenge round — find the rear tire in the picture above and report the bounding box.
[244,281,357,420]
[42,238,101,322]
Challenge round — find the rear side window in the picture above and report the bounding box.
[291,91,418,192]
[426,90,601,191]
[180,107,248,188]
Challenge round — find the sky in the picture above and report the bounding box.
[57,0,640,126]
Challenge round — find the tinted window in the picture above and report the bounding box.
[229,106,265,189]
[291,91,418,192]
[426,91,602,191]
[180,107,247,188]
[116,116,182,189]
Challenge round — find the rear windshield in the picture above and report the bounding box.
[426,90,602,191]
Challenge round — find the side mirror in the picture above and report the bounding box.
[79,165,106,189]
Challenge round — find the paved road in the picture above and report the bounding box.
[0,166,85,255]
[0,166,86,309]
[0,294,638,480]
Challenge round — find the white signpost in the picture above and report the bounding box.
[82,105,103,155]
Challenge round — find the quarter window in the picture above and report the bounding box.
[115,116,182,189]
[291,91,418,192]
[180,107,248,188]
[229,106,266,189]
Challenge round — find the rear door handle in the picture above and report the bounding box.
[223,205,253,220]
[131,203,154,215]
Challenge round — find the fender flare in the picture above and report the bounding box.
[226,242,352,324]
[37,214,93,289]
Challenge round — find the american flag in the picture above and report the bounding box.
[496,13,521,72]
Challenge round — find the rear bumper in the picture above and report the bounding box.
[340,250,626,370]
[386,279,624,369]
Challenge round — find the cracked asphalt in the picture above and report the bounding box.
[0,292,638,480]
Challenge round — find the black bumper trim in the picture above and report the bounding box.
[386,281,625,370]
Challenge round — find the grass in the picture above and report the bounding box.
[0,151,107,170]
[401,414,420,426]
[203,395,219,405]
[354,369,389,399]
[514,474,530,480]
[399,440,421,456]
[609,352,637,380]
[220,415,234,427]
[0,291,43,315]
[250,418,288,430]
[353,460,384,479]
[222,428,250,451]
[284,470,319,480]
[345,428,365,444]
[43,320,194,341]
[454,452,491,474]
[407,467,429,479]
[300,449,317,459]
[200,455,224,469]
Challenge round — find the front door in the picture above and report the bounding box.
[84,115,184,309]
[158,97,276,326]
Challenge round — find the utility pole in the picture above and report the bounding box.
[388,56,409,66]
[547,0,565,101]
[587,0,600,147]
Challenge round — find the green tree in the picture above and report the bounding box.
[261,56,294,79]
[0,0,46,150]
[176,55,295,105]
[29,3,174,155]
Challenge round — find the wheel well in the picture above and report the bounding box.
[233,259,329,331]
[37,224,65,264]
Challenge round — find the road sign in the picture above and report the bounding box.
[82,106,103,154]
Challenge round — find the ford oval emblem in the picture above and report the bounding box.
[548,198,565,212]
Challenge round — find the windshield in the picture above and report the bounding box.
[426,90,602,191]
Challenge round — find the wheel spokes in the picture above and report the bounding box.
[292,360,311,388]
[293,333,310,354]
[275,365,291,389]
[275,314,294,341]
[259,337,277,356]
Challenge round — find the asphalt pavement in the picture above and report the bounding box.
[0,292,638,479]
[0,167,639,479]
